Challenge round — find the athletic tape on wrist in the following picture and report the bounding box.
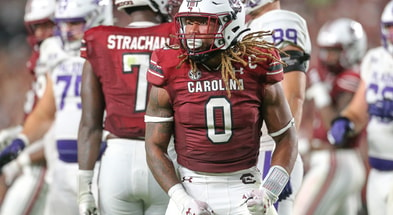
[269,118,295,137]
[144,115,174,123]
[168,183,190,207]
[262,165,289,198]
[78,170,94,192]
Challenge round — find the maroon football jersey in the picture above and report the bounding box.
[148,48,284,173]
[310,65,362,147]
[81,22,176,138]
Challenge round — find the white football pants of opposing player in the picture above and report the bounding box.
[0,141,47,215]
[293,149,365,215]
[367,168,393,215]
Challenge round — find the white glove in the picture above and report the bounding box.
[244,187,278,215]
[168,183,214,215]
[0,126,23,150]
[78,170,98,215]
[2,152,31,186]
[244,166,288,215]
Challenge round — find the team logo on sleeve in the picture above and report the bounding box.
[188,69,202,80]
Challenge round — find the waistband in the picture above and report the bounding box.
[178,165,261,184]
[369,156,393,171]
[57,140,107,163]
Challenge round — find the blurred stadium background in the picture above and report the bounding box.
[0,0,391,128]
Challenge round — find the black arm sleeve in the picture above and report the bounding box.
[280,50,310,73]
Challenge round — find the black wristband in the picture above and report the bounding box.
[280,50,310,73]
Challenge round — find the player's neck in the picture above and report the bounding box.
[128,10,162,24]
[199,53,222,71]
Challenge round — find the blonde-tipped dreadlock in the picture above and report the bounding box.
[169,30,286,97]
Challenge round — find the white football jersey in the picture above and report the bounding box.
[248,9,311,151]
[360,46,393,161]
[38,36,84,140]
[247,9,312,56]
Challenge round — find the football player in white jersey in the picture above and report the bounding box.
[329,2,393,215]
[243,0,311,214]
[0,0,55,214]
[0,0,112,214]
[297,18,368,215]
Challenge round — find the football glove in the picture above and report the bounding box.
[244,166,288,215]
[0,134,28,169]
[0,126,22,150]
[168,183,214,215]
[244,187,278,215]
[1,152,31,186]
[278,179,292,202]
[78,170,98,215]
[328,116,354,146]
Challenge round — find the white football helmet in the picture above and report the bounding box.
[115,0,169,16]
[55,0,112,28]
[317,18,367,69]
[55,0,112,49]
[243,0,274,14]
[175,0,247,62]
[24,0,55,35]
[381,1,393,55]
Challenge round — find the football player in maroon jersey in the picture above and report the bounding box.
[144,0,298,214]
[77,0,176,214]
[295,18,368,215]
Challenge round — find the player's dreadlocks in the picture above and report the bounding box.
[168,30,286,97]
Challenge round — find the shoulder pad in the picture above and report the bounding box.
[37,36,69,75]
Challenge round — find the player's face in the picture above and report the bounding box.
[319,46,342,67]
[182,16,219,52]
[383,23,393,44]
[57,20,86,42]
[32,21,55,42]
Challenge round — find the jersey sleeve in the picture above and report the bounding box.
[264,48,284,84]
[80,28,94,59]
[147,49,166,87]
[80,38,88,59]
[334,71,361,93]
[36,36,67,75]
[272,10,311,55]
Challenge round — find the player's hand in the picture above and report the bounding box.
[168,183,214,215]
[0,137,27,168]
[1,160,22,186]
[78,170,98,215]
[328,116,354,146]
[278,180,292,202]
[0,126,22,150]
[78,191,98,215]
[179,198,213,215]
[243,187,277,215]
